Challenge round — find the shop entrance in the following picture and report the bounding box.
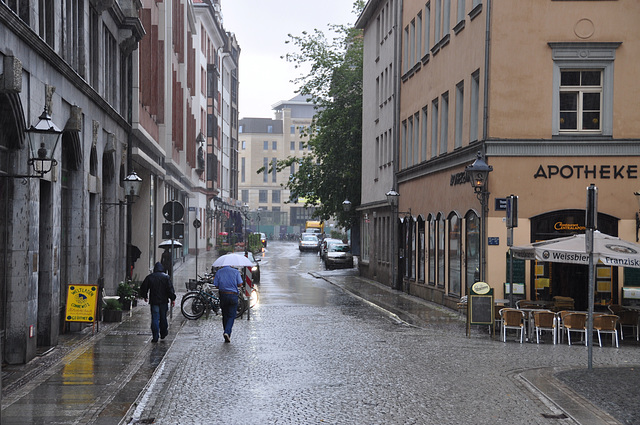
[529,209,618,310]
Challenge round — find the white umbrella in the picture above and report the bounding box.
[159,240,183,248]
[511,231,640,268]
[212,253,254,268]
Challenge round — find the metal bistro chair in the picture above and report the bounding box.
[500,308,526,343]
[533,310,557,344]
[593,314,619,348]
[562,312,588,346]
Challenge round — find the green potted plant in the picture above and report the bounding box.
[102,298,123,322]
[117,281,137,311]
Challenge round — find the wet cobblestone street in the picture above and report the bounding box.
[126,242,638,425]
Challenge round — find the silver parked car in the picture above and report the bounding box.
[320,238,342,262]
[325,243,354,269]
[299,233,320,251]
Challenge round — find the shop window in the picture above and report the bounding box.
[418,217,425,282]
[465,210,480,293]
[448,212,462,296]
[437,213,445,288]
[428,214,436,285]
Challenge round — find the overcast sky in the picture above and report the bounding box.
[221,0,357,119]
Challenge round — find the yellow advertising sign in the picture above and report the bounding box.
[65,285,98,322]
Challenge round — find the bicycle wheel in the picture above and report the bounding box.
[236,295,247,318]
[181,293,206,320]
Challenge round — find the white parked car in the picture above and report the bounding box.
[325,243,354,269]
[299,233,320,251]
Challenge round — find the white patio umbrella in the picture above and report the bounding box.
[510,231,640,268]
[212,253,253,268]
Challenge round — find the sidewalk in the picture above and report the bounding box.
[2,251,639,424]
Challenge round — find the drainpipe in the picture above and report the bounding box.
[482,0,491,142]
[390,0,403,291]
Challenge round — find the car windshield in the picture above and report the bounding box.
[330,244,350,252]
[302,235,317,241]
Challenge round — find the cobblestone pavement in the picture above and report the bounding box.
[124,242,639,425]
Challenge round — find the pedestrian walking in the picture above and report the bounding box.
[139,262,176,343]
[213,265,243,342]
[161,248,172,276]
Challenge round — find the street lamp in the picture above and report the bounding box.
[342,198,352,212]
[242,203,249,253]
[123,171,143,199]
[386,189,411,291]
[1,105,63,179]
[465,151,493,282]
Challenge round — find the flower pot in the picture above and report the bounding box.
[120,298,132,311]
[102,309,123,322]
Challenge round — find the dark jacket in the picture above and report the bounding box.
[139,262,176,305]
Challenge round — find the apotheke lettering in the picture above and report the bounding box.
[534,164,638,180]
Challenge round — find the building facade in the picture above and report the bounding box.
[356,0,402,289]
[238,96,317,237]
[0,0,239,365]
[0,0,144,364]
[360,0,640,311]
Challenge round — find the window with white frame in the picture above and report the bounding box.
[559,70,602,132]
[470,70,480,142]
[550,42,619,136]
[431,98,439,158]
[440,92,449,154]
[421,106,428,162]
[455,81,464,148]
[424,2,431,56]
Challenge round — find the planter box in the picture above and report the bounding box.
[102,309,123,322]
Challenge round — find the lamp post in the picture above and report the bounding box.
[386,190,400,290]
[465,151,493,283]
[242,203,249,254]
[634,191,640,242]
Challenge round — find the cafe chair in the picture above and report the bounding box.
[556,310,573,343]
[608,306,639,341]
[533,310,557,344]
[562,312,587,346]
[500,308,526,343]
[592,314,619,348]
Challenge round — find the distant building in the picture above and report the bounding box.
[238,95,318,237]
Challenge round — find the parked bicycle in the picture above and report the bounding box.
[181,279,249,320]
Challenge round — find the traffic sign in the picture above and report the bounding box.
[193,219,201,229]
[162,201,184,222]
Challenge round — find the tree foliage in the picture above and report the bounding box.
[267,1,364,228]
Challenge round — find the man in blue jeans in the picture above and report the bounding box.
[213,265,243,343]
[140,262,176,343]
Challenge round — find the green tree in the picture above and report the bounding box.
[265,1,363,228]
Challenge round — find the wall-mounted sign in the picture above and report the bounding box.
[488,237,500,246]
[65,285,98,322]
[534,164,638,180]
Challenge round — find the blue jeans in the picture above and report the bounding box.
[219,293,238,336]
[150,303,169,341]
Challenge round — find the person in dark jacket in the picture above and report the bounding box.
[139,262,176,342]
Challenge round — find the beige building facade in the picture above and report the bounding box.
[363,0,640,311]
[238,96,317,237]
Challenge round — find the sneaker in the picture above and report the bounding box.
[223,333,230,343]
[151,338,158,343]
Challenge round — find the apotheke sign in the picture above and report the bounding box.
[534,164,638,180]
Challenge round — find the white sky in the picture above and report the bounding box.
[221,0,357,119]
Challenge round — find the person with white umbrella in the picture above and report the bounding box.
[212,254,252,343]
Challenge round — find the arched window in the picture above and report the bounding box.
[418,216,425,282]
[465,210,480,292]
[448,212,462,296]
[428,214,436,285]
[437,213,445,288]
